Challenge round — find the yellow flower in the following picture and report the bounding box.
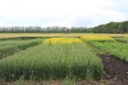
[43,38,83,45]
[80,35,115,41]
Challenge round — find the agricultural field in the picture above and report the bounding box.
[89,41,128,62]
[81,35,128,62]
[114,37,128,43]
[0,33,128,85]
[0,38,42,59]
[0,33,128,38]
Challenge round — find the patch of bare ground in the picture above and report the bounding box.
[100,54,128,85]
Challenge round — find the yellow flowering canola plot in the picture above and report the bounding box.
[80,35,115,41]
[43,38,83,44]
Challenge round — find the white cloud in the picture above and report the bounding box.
[0,0,127,27]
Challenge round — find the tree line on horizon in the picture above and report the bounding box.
[0,21,128,33]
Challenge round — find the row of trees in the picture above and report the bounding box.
[92,21,128,33]
[0,26,91,33]
[0,21,128,33]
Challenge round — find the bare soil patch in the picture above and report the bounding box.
[100,54,128,85]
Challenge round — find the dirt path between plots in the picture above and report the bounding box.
[100,54,128,85]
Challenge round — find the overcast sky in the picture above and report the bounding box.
[0,0,128,27]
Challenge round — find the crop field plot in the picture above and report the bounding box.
[0,34,128,85]
[89,41,128,62]
[0,38,103,80]
[0,38,42,59]
[0,33,128,38]
[81,35,128,84]
[114,37,128,43]
[81,35,128,62]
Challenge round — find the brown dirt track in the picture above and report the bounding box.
[100,54,128,85]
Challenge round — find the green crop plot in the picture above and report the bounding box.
[0,38,42,59]
[90,41,128,62]
[114,37,128,43]
[0,43,103,80]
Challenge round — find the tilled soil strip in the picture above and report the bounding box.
[100,54,128,85]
